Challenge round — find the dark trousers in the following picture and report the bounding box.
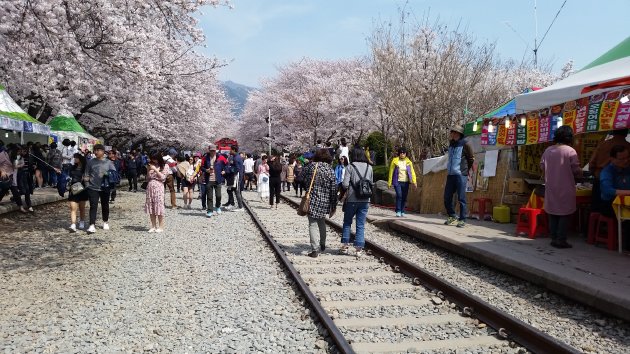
[269,177,282,205]
[110,188,116,201]
[394,182,410,214]
[444,175,468,220]
[226,186,243,208]
[293,180,303,196]
[88,188,110,225]
[176,175,182,192]
[205,181,222,211]
[17,170,32,207]
[548,214,570,243]
[48,168,58,186]
[245,172,256,190]
[127,171,138,191]
[1,186,25,207]
[283,180,291,191]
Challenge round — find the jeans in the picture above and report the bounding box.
[394,182,410,213]
[88,188,110,225]
[547,214,570,243]
[127,171,138,191]
[110,188,116,201]
[293,180,303,196]
[341,202,369,248]
[205,181,222,211]
[444,175,468,221]
[269,177,282,205]
[308,216,327,251]
[48,169,58,186]
[284,181,291,191]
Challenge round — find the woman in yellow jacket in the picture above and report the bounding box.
[388,147,417,217]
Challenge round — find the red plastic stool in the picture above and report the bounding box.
[594,215,618,250]
[515,207,549,239]
[471,198,493,221]
[587,212,601,244]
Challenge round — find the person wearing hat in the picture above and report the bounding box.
[443,125,475,228]
[387,147,417,217]
[83,143,116,234]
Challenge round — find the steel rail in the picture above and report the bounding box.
[241,199,355,354]
[280,195,578,354]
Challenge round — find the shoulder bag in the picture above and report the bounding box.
[297,163,318,216]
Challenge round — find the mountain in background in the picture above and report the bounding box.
[222,80,256,117]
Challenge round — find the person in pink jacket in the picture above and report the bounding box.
[540,126,583,249]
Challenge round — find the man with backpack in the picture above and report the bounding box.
[340,147,373,258]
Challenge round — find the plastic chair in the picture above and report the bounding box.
[515,207,549,239]
[593,215,618,251]
[471,198,493,221]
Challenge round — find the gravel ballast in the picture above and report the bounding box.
[0,190,328,353]
[304,196,630,354]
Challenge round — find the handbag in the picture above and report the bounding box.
[69,182,84,194]
[297,163,318,216]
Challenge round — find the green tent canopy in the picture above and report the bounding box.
[48,114,87,133]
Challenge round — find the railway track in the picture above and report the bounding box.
[241,193,578,354]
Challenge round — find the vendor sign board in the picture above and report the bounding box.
[482,88,630,146]
[0,114,23,131]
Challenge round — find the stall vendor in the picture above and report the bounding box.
[588,129,630,213]
[600,145,630,248]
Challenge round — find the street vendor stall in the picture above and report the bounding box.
[48,111,102,151]
[0,85,50,144]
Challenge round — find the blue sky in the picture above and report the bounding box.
[199,0,629,88]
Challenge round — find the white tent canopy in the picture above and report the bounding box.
[516,36,630,112]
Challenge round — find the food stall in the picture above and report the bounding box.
[0,85,51,144]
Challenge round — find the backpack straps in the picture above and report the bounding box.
[350,163,368,188]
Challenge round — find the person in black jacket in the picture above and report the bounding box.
[125,151,141,192]
[108,149,122,203]
[268,153,283,208]
[67,153,89,232]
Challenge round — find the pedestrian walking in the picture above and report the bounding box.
[46,142,62,187]
[67,153,88,232]
[201,144,228,217]
[244,153,255,191]
[336,137,350,162]
[442,125,474,227]
[108,149,122,203]
[541,126,582,248]
[281,157,288,192]
[32,143,46,189]
[257,155,270,201]
[335,155,348,188]
[388,147,417,218]
[286,157,296,192]
[145,154,170,232]
[176,156,194,209]
[83,144,116,233]
[125,151,140,192]
[300,149,337,258]
[225,145,244,211]
[0,143,28,213]
[294,159,304,197]
[269,153,283,208]
[16,145,33,211]
[340,148,373,258]
[163,151,178,209]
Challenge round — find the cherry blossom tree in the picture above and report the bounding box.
[238,58,373,153]
[0,0,233,148]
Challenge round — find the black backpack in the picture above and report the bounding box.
[350,163,373,199]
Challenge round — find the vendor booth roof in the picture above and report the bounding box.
[516,36,630,112]
[0,86,40,124]
[48,114,87,134]
[464,88,539,136]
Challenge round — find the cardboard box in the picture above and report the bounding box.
[508,178,531,194]
[503,194,530,206]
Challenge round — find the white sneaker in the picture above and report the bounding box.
[87,225,96,234]
[78,221,85,229]
[232,208,244,212]
[69,224,77,232]
[225,205,234,211]
[148,228,156,233]
[155,228,164,233]
[28,207,34,212]
[103,222,110,230]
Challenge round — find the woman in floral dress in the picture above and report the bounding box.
[144,154,170,232]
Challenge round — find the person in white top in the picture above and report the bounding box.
[337,137,349,162]
[243,154,255,191]
[61,139,75,173]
